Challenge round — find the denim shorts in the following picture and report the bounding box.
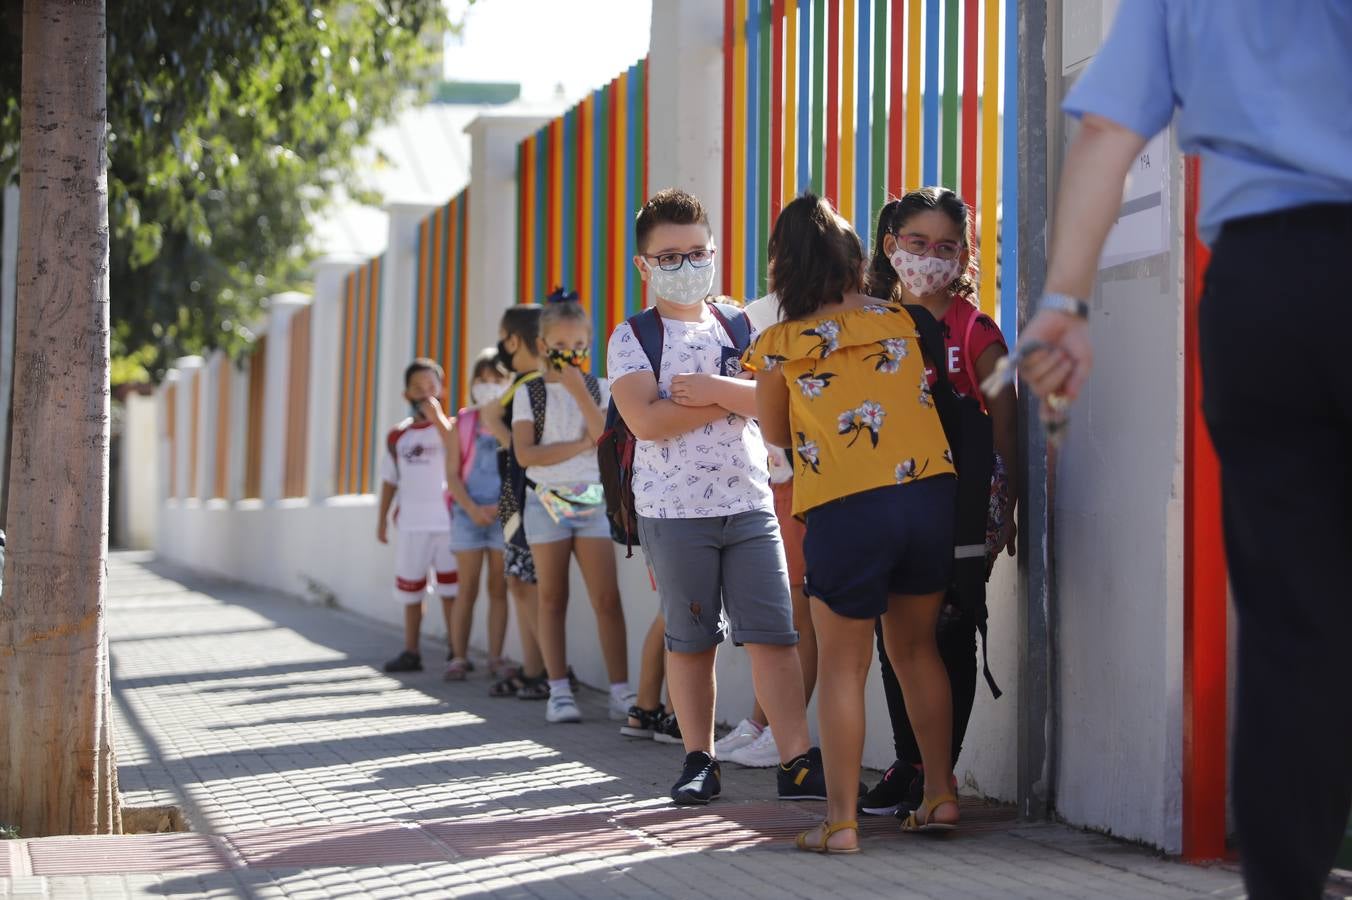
[803,476,957,619]
[637,507,798,653]
[450,503,505,552]
[522,487,612,545]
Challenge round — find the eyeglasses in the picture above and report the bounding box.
[891,232,962,261]
[643,248,716,271]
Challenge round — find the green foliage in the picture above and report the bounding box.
[0,0,457,383]
[0,823,17,839]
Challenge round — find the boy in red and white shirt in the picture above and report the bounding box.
[378,358,458,674]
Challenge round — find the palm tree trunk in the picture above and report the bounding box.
[0,0,117,837]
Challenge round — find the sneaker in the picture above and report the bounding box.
[671,751,721,805]
[608,690,639,722]
[383,651,423,673]
[893,771,959,820]
[777,746,828,801]
[859,760,919,816]
[713,718,763,757]
[725,726,780,768]
[621,705,662,739]
[545,692,582,723]
[653,712,683,745]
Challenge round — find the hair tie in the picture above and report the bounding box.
[545,286,579,305]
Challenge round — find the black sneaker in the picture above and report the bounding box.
[384,650,423,673]
[860,760,920,816]
[621,705,662,739]
[777,746,828,801]
[894,770,957,821]
[653,712,683,745]
[671,751,721,805]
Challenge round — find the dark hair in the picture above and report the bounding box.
[865,186,977,302]
[405,357,444,387]
[767,194,865,320]
[471,347,505,381]
[539,286,590,339]
[634,188,711,254]
[500,304,542,349]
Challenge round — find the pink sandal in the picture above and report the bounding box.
[443,658,471,681]
[488,657,520,681]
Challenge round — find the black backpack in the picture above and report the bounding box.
[906,304,1002,698]
[495,370,542,534]
[597,301,752,557]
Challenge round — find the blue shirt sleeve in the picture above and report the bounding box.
[1063,0,1177,139]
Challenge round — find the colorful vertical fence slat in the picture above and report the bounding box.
[336,256,383,495]
[284,305,312,499]
[413,190,471,413]
[244,339,267,500]
[212,360,231,499]
[723,0,1015,324]
[515,59,648,370]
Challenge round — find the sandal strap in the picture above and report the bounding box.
[909,793,959,826]
[823,819,858,836]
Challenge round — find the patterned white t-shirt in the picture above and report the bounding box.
[606,312,773,519]
[378,420,450,532]
[510,380,609,487]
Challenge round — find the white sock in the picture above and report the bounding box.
[548,678,573,699]
[610,682,634,702]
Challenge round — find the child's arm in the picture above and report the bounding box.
[558,365,606,442]
[376,481,396,544]
[670,374,759,418]
[510,418,594,468]
[753,369,792,449]
[611,372,730,442]
[480,398,513,448]
[976,344,1019,556]
[443,423,497,527]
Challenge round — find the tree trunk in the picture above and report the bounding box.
[0,0,117,837]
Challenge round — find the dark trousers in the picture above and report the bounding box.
[1199,203,1352,899]
[876,605,978,767]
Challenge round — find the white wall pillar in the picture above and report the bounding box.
[647,0,725,238]
[259,293,308,504]
[464,112,558,362]
[378,203,436,427]
[201,351,227,502]
[227,355,248,502]
[171,356,204,502]
[306,259,357,501]
[119,391,159,549]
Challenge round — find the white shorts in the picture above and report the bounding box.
[393,530,458,604]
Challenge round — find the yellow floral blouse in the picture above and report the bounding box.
[742,302,954,517]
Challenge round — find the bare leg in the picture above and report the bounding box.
[635,615,667,710]
[804,596,873,850]
[403,601,423,654]
[507,575,544,678]
[573,536,629,684]
[666,646,717,754]
[531,539,573,681]
[744,643,811,763]
[752,584,817,726]
[485,550,509,661]
[451,549,485,660]
[880,591,957,825]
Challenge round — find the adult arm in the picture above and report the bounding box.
[610,371,728,442]
[753,369,792,449]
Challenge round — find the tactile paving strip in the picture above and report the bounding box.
[26,832,230,875]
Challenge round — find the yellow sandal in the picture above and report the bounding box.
[900,793,959,833]
[795,819,860,854]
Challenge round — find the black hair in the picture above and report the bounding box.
[471,347,506,381]
[404,357,444,387]
[767,194,866,321]
[539,286,590,340]
[865,186,977,302]
[634,188,712,254]
[499,304,542,350]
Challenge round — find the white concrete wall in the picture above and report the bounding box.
[117,392,159,549]
[1049,0,1187,852]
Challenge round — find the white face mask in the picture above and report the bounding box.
[647,258,717,307]
[889,248,962,298]
[471,381,504,405]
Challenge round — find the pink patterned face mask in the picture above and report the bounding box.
[889,248,961,297]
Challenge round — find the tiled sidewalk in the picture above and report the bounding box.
[0,553,1265,898]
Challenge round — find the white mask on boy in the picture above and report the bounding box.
[647,258,717,307]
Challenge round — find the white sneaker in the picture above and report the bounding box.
[714,718,763,757]
[608,690,638,722]
[546,693,582,724]
[725,725,780,768]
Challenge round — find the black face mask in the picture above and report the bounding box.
[496,339,516,373]
[409,400,425,420]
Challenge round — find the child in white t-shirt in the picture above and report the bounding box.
[378,358,457,674]
[510,294,633,725]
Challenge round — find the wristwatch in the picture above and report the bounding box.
[1039,292,1090,320]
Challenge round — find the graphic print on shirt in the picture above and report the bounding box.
[606,315,772,520]
[379,420,450,532]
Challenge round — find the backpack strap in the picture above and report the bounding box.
[454,408,478,482]
[583,373,602,407]
[628,307,666,377]
[960,304,989,413]
[708,301,753,352]
[526,378,548,446]
[905,305,954,393]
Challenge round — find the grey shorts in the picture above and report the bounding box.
[637,507,798,653]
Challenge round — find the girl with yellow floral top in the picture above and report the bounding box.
[744,195,959,852]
